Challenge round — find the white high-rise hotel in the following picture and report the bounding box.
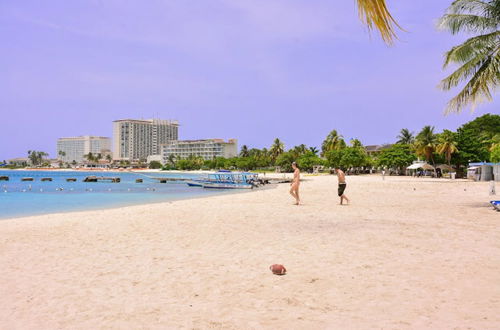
[57,136,111,163]
[113,119,179,161]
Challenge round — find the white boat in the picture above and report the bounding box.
[202,182,253,189]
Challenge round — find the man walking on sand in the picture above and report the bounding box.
[335,167,349,205]
[289,162,300,205]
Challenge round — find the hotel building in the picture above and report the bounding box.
[113,119,179,161]
[57,136,111,163]
[161,139,238,162]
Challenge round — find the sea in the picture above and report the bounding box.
[0,170,232,219]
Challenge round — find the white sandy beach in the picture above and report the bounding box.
[0,175,499,329]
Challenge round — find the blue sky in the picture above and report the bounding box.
[1,0,498,159]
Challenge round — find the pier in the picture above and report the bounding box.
[66,178,77,182]
[0,176,8,181]
[41,178,53,182]
[21,177,34,182]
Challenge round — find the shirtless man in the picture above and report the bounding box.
[289,162,300,205]
[335,167,349,205]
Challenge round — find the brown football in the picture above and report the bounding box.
[270,264,286,275]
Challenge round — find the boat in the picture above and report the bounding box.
[186,180,203,187]
[186,171,259,189]
[202,182,253,189]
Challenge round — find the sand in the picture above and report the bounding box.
[0,175,499,329]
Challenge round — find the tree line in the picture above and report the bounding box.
[159,114,500,175]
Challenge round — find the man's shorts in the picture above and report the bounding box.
[338,183,347,196]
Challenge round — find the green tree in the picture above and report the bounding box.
[275,152,295,172]
[350,139,363,148]
[27,150,49,166]
[339,147,370,170]
[438,1,500,113]
[415,126,438,171]
[149,161,162,169]
[324,149,344,168]
[436,130,459,166]
[270,138,285,162]
[309,147,319,155]
[321,130,345,156]
[297,153,324,172]
[239,145,249,157]
[491,144,500,162]
[106,154,112,163]
[377,144,417,173]
[396,128,415,144]
[454,126,490,167]
[84,152,95,163]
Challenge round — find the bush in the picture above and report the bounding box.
[149,161,162,169]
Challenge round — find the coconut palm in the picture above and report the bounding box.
[309,147,319,155]
[106,154,112,163]
[321,130,346,156]
[357,0,401,44]
[239,145,249,157]
[84,152,95,163]
[270,138,285,161]
[350,138,363,148]
[436,130,459,166]
[396,128,415,144]
[415,126,438,172]
[438,0,500,113]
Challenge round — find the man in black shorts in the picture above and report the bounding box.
[335,168,349,205]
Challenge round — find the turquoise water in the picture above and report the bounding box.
[0,170,229,219]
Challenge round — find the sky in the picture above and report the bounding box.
[1,0,498,160]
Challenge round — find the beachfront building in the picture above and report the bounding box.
[57,136,111,164]
[161,139,237,162]
[113,119,179,162]
[365,144,393,156]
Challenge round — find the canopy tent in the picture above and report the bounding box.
[407,163,434,170]
[436,164,454,171]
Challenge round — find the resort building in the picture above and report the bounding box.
[113,119,179,161]
[365,144,393,156]
[161,139,237,162]
[57,136,111,164]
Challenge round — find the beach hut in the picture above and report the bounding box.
[494,164,500,182]
[468,162,495,181]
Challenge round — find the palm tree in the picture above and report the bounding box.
[239,145,249,157]
[356,0,401,44]
[106,154,113,163]
[438,0,500,113]
[309,147,319,155]
[350,138,363,148]
[397,128,415,144]
[270,138,285,160]
[415,126,438,172]
[85,152,95,163]
[436,130,459,166]
[321,130,345,156]
[167,154,177,166]
[58,150,66,160]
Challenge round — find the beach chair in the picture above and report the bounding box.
[490,201,500,211]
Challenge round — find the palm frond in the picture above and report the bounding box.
[357,0,402,45]
[443,31,500,67]
[439,13,498,34]
[442,49,500,113]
